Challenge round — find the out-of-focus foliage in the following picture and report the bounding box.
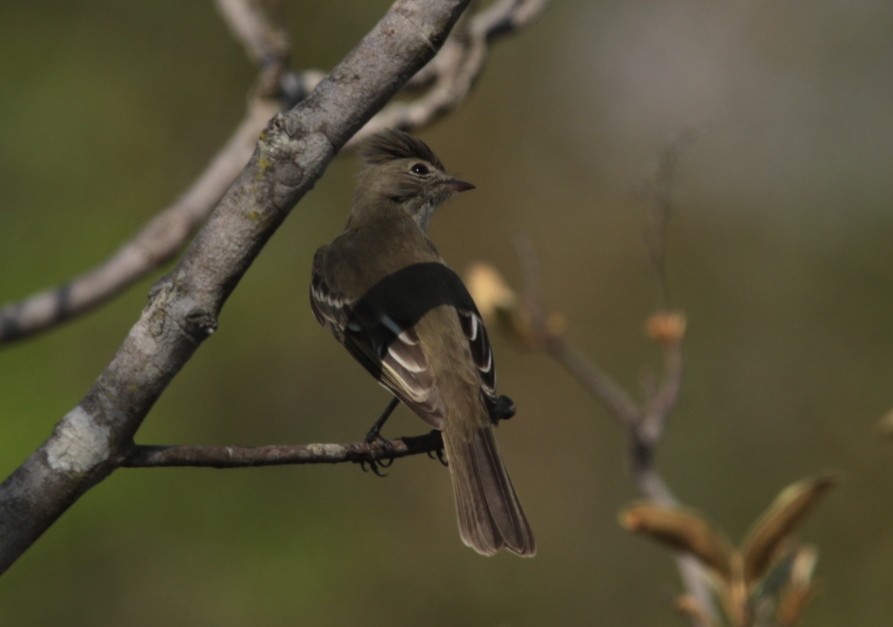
[2,1,892,625]
[621,474,836,625]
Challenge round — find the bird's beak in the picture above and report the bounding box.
[444,178,476,192]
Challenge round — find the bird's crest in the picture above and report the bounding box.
[362,129,445,170]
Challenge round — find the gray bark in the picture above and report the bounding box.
[0,0,469,573]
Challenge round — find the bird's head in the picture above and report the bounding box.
[350,130,474,231]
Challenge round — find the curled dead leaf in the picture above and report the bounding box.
[620,501,734,581]
[741,473,837,584]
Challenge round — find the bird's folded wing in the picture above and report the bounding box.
[310,252,448,429]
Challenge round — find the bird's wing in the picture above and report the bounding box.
[457,307,496,398]
[309,247,350,342]
[310,249,448,429]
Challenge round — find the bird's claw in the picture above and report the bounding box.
[360,436,395,477]
[434,446,448,467]
[488,394,516,424]
[360,458,390,477]
[424,431,448,467]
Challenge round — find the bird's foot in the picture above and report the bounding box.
[489,395,517,424]
[360,436,395,477]
[424,430,448,467]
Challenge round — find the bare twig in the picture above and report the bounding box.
[641,335,683,446]
[214,1,325,109]
[511,235,641,427]
[0,0,549,344]
[124,432,443,468]
[467,133,709,624]
[634,129,696,455]
[0,0,474,573]
[544,338,642,428]
[638,126,699,310]
[513,248,684,492]
[0,99,279,344]
[215,0,290,69]
[474,0,548,38]
[0,0,292,344]
[522,258,711,626]
[345,0,550,145]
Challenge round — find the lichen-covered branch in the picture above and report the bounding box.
[0,0,471,574]
[124,432,444,468]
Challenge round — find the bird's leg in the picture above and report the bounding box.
[360,397,400,476]
[365,397,400,443]
[426,432,448,467]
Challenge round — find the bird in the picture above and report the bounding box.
[309,129,535,557]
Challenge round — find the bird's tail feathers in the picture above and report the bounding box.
[443,425,535,557]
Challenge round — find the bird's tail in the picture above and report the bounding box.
[442,425,535,557]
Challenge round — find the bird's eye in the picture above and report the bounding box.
[410,163,430,176]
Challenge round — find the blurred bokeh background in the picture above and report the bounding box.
[2,0,892,624]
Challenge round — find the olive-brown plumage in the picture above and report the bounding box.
[309,130,534,556]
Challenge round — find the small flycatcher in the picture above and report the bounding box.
[310,130,534,557]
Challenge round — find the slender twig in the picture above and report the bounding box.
[0,0,292,344]
[512,235,641,427]
[475,0,548,40]
[343,0,550,145]
[544,338,641,428]
[0,0,549,344]
[474,131,710,624]
[641,340,683,445]
[122,392,528,468]
[124,431,443,468]
[515,250,711,625]
[638,126,699,311]
[634,129,696,451]
[214,0,293,99]
[215,0,290,69]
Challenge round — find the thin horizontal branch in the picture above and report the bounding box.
[124,432,443,468]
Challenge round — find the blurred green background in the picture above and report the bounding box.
[2,0,892,624]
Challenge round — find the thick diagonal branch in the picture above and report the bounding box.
[0,0,548,344]
[0,0,471,574]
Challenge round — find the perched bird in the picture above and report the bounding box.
[309,130,535,557]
